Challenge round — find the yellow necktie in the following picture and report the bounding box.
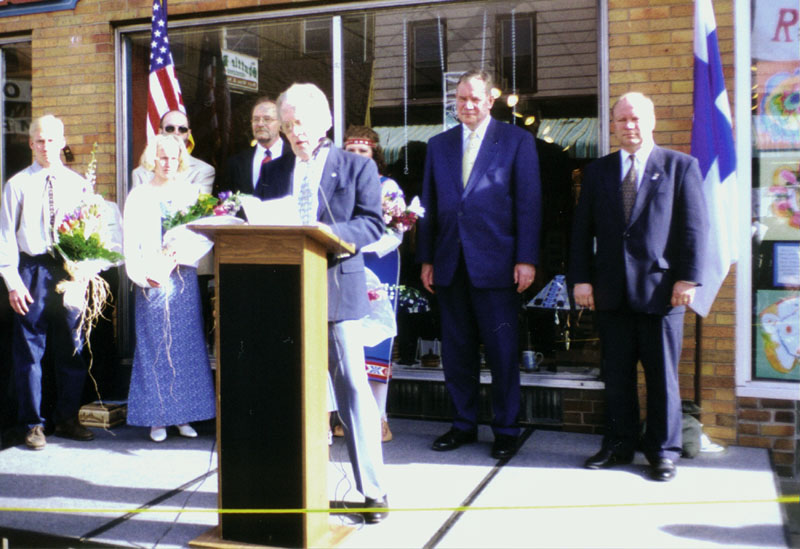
[462,131,479,187]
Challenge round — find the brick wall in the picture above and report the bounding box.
[608,0,798,477]
[0,0,290,199]
[739,398,800,478]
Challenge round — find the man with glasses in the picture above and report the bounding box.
[131,110,214,193]
[222,97,289,194]
[254,83,389,524]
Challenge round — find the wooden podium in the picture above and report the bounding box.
[189,225,354,548]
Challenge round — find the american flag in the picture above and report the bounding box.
[689,0,737,317]
[146,0,185,140]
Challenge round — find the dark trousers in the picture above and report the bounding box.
[13,254,86,431]
[436,258,521,437]
[595,307,684,461]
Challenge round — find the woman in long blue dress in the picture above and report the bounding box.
[123,134,216,442]
[344,126,404,442]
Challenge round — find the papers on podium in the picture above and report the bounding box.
[240,195,302,225]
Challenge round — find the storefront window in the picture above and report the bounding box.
[0,41,32,184]
[745,0,800,393]
[118,0,600,381]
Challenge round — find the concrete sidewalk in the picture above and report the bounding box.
[0,418,792,548]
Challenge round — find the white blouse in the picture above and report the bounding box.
[123,178,199,288]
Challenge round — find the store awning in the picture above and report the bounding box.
[373,117,598,166]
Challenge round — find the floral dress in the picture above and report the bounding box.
[122,180,216,427]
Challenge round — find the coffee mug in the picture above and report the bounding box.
[522,350,544,372]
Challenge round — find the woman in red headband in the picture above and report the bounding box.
[342,125,405,443]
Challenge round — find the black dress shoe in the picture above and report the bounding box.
[650,458,676,481]
[584,449,634,470]
[432,428,477,451]
[491,434,519,459]
[54,418,94,441]
[363,496,389,524]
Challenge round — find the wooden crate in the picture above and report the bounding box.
[78,402,127,428]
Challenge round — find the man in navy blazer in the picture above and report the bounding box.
[417,69,542,460]
[569,92,708,482]
[222,97,289,195]
[253,83,388,523]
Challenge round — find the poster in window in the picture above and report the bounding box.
[756,151,800,240]
[773,242,800,287]
[754,60,800,150]
[754,289,800,381]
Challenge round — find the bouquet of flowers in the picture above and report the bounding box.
[161,190,242,233]
[54,143,124,343]
[382,191,425,233]
[161,190,245,270]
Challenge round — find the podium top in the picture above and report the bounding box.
[189,224,356,255]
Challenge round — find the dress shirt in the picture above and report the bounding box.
[461,115,492,158]
[291,141,330,222]
[251,140,284,190]
[0,161,87,293]
[619,141,654,191]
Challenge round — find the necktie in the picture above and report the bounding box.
[298,163,313,225]
[462,131,479,188]
[621,155,637,222]
[261,149,272,165]
[46,175,56,228]
[45,175,56,253]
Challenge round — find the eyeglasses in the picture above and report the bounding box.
[163,125,189,134]
[280,120,304,134]
[252,116,277,124]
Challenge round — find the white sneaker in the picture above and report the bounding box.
[177,424,198,438]
[150,426,167,442]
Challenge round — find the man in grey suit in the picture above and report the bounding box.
[569,92,709,482]
[254,83,388,523]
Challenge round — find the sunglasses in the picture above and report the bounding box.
[163,125,189,134]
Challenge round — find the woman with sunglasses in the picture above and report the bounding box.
[123,134,216,442]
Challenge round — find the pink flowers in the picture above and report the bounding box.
[382,192,425,233]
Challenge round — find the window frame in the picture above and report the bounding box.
[409,18,447,100]
[734,0,800,400]
[495,11,537,94]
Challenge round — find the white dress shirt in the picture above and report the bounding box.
[0,161,87,293]
[461,115,492,156]
[620,141,654,191]
[291,143,330,222]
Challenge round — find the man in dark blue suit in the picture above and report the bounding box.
[569,92,709,482]
[222,97,288,195]
[417,69,542,460]
[254,83,389,523]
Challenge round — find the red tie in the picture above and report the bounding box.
[261,150,272,165]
